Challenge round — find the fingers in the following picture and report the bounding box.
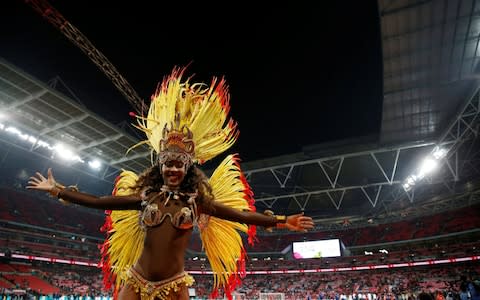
[25,185,39,190]
[26,171,49,190]
[297,216,314,231]
[302,223,314,229]
[36,172,47,181]
[47,168,54,181]
[290,212,304,219]
[300,220,314,225]
[29,176,41,184]
[27,176,41,189]
[299,220,314,228]
[286,213,314,232]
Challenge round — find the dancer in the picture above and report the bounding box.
[27,68,314,300]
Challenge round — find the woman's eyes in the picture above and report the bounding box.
[165,161,184,168]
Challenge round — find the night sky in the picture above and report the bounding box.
[1,1,383,163]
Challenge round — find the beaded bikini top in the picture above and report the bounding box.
[140,186,198,230]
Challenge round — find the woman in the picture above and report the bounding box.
[27,68,314,300]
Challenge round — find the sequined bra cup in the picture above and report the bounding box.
[140,186,198,230]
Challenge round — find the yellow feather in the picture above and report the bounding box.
[129,68,238,164]
[103,171,145,290]
[200,155,254,292]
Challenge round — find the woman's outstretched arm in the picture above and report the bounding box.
[27,168,142,210]
[207,201,314,232]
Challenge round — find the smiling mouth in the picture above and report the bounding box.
[168,175,180,181]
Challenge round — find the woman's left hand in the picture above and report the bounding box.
[27,168,57,193]
[280,213,315,232]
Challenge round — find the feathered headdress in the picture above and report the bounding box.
[129,67,239,165]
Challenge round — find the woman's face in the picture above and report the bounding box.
[161,160,186,189]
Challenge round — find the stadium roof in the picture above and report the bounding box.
[0,58,151,182]
[234,0,480,227]
[0,0,479,228]
[379,0,480,143]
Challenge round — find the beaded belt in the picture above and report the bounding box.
[125,267,195,300]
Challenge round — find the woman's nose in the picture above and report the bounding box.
[169,165,180,171]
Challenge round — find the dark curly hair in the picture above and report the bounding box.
[134,164,214,211]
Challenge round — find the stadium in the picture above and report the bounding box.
[1,0,480,299]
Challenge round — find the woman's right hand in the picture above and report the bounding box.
[278,213,315,232]
[26,168,57,193]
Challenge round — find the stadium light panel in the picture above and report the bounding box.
[5,126,21,135]
[432,147,447,159]
[419,158,438,175]
[88,159,102,170]
[54,143,84,163]
[402,146,446,191]
[0,122,91,165]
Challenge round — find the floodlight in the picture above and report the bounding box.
[55,144,74,160]
[5,126,21,135]
[406,176,415,185]
[88,159,102,170]
[419,158,438,175]
[432,147,447,159]
[54,143,84,163]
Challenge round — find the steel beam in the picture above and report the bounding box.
[109,151,150,165]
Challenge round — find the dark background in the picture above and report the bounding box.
[1,1,383,162]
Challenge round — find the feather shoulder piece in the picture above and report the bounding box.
[100,170,145,298]
[200,154,256,299]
